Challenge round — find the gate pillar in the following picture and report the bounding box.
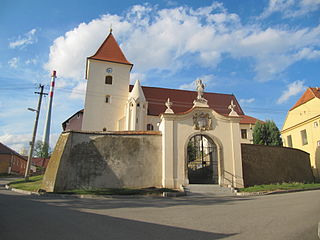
[159,114,176,188]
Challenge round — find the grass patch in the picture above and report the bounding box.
[57,187,179,196]
[8,175,178,196]
[9,175,43,192]
[238,182,320,193]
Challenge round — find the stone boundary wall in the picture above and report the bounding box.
[241,144,314,187]
[42,131,162,192]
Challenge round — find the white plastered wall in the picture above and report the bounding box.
[159,106,244,189]
[240,123,254,144]
[82,60,131,131]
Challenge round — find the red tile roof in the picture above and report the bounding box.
[88,32,132,66]
[290,87,320,110]
[31,158,50,168]
[0,142,26,160]
[239,115,260,124]
[130,85,245,116]
[65,86,259,129]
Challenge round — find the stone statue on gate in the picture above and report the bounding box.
[196,79,205,100]
[165,98,174,114]
[193,79,208,107]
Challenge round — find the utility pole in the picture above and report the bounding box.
[24,85,47,181]
[42,70,56,155]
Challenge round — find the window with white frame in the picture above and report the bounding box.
[300,129,308,145]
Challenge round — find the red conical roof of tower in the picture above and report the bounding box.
[88,31,132,66]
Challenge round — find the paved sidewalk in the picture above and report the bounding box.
[0,176,22,187]
[187,184,235,197]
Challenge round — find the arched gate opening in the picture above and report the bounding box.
[187,134,218,184]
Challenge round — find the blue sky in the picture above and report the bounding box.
[1,0,320,152]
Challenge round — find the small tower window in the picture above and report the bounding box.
[147,124,154,131]
[105,95,110,103]
[241,129,247,139]
[105,76,112,85]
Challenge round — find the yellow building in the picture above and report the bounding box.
[281,87,320,179]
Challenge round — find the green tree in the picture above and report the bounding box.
[33,141,51,158]
[253,120,283,146]
[187,142,197,162]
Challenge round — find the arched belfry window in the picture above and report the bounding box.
[105,76,112,85]
[147,124,154,131]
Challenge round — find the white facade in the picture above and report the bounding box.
[126,80,148,131]
[159,104,244,188]
[82,60,132,131]
[79,31,254,188]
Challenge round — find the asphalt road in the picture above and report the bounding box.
[0,186,319,240]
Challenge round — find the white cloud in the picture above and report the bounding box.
[44,15,131,81]
[49,133,60,150]
[294,47,320,59]
[45,3,320,84]
[260,0,320,19]
[179,82,195,90]
[130,72,146,84]
[25,58,37,65]
[70,81,87,100]
[44,3,239,80]
[8,57,19,68]
[277,80,306,104]
[9,29,37,49]
[240,98,255,104]
[179,74,214,90]
[0,133,31,152]
[0,132,60,153]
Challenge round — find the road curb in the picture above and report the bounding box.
[4,185,186,199]
[5,185,40,196]
[235,187,320,196]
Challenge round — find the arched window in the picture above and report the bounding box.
[147,124,154,131]
[105,76,112,84]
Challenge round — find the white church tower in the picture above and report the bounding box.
[126,80,148,131]
[82,30,133,131]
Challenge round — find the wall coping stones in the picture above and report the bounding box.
[63,130,162,136]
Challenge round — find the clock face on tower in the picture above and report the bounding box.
[106,68,112,73]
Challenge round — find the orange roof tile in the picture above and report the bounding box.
[65,86,261,129]
[239,115,260,124]
[290,87,320,110]
[88,32,132,66]
[130,85,245,116]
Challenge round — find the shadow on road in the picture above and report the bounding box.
[0,189,238,240]
[29,191,253,211]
